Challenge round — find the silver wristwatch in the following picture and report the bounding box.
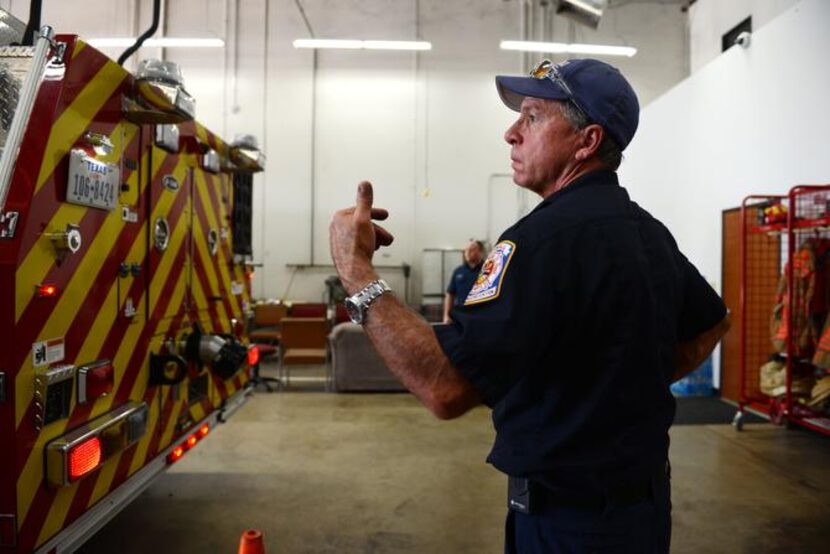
[344,279,392,325]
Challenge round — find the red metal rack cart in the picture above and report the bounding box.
[736,185,830,435]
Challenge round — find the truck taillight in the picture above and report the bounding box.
[69,437,102,481]
[186,434,198,448]
[199,423,210,437]
[37,283,59,297]
[247,346,260,367]
[168,445,185,463]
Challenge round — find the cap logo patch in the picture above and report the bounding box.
[464,241,516,305]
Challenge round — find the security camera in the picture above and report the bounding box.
[735,31,751,48]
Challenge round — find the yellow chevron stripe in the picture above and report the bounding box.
[159,401,185,453]
[192,218,230,326]
[15,122,138,323]
[122,389,161,483]
[191,177,230,325]
[30,205,189,529]
[35,478,79,546]
[15,150,175,525]
[34,60,127,195]
[14,125,139,425]
[189,273,214,333]
[72,40,87,59]
[189,402,206,423]
[85,442,129,510]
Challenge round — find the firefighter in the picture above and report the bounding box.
[443,239,485,323]
[329,58,730,553]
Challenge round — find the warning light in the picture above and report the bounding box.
[247,345,260,367]
[199,423,210,438]
[186,434,198,449]
[37,283,59,297]
[167,445,185,463]
[68,436,102,481]
[247,270,255,282]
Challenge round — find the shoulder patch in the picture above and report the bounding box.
[464,241,516,305]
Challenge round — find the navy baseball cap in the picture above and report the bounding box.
[496,58,640,150]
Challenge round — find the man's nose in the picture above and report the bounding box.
[504,121,521,145]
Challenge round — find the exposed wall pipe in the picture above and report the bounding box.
[231,0,240,112]
[118,0,161,66]
[293,0,317,265]
[259,0,271,298]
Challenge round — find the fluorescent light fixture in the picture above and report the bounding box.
[293,39,431,51]
[87,37,225,48]
[500,40,636,57]
[563,0,603,17]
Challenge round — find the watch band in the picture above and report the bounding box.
[355,278,391,307]
[346,279,392,324]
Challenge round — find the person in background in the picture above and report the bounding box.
[443,239,485,323]
[330,58,730,553]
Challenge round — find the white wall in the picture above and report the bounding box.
[2,0,689,304]
[619,0,829,383]
[688,0,798,73]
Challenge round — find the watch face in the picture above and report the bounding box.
[344,298,364,323]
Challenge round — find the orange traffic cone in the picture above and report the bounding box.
[238,529,265,554]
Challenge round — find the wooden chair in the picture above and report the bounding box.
[249,303,287,344]
[279,317,329,389]
[288,302,327,318]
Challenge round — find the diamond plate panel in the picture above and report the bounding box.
[0,47,35,157]
[0,8,26,47]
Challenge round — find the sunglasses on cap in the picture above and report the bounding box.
[530,59,591,124]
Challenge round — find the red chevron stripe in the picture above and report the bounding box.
[8,42,109,257]
[16,239,189,550]
[147,389,178,459]
[14,150,180,470]
[192,185,236,325]
[202,172,244,318]
[212,370,229,402]
[15,481,52,551]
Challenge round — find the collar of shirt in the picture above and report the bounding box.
[530,169,619,216]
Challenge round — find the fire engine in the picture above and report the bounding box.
[0,7,263,552]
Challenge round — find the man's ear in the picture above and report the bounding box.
[575,124,604,161]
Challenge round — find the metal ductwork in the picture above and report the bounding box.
[556,0,606,29]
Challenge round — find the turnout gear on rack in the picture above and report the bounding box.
[770,238,830,358]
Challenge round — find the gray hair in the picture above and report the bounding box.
[558,102,623,170]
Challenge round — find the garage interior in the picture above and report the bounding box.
[1,0,829,552]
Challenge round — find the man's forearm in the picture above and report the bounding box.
[443,293,454,323]
[673,313,731,383]
[363,293,481,419]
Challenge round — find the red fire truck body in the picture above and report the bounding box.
[0,22,262,552]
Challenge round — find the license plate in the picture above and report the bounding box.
[66,150,119,211]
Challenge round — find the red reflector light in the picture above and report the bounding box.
[168,445,185,463]
[37,283,58,297]
[68,437,102,481]
[199,423,210,437]
[186,434,198,448]
[247,346,260,367]
[80,362,114,403]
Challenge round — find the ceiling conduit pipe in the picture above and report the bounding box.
[21,0,42,46]
[118,0,162,66]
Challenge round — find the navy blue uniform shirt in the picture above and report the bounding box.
[447,262,483,306]
[434,169,726,495]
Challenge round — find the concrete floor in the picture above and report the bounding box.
[80,369,830,554]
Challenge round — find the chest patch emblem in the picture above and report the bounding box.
[464,241,516,305]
